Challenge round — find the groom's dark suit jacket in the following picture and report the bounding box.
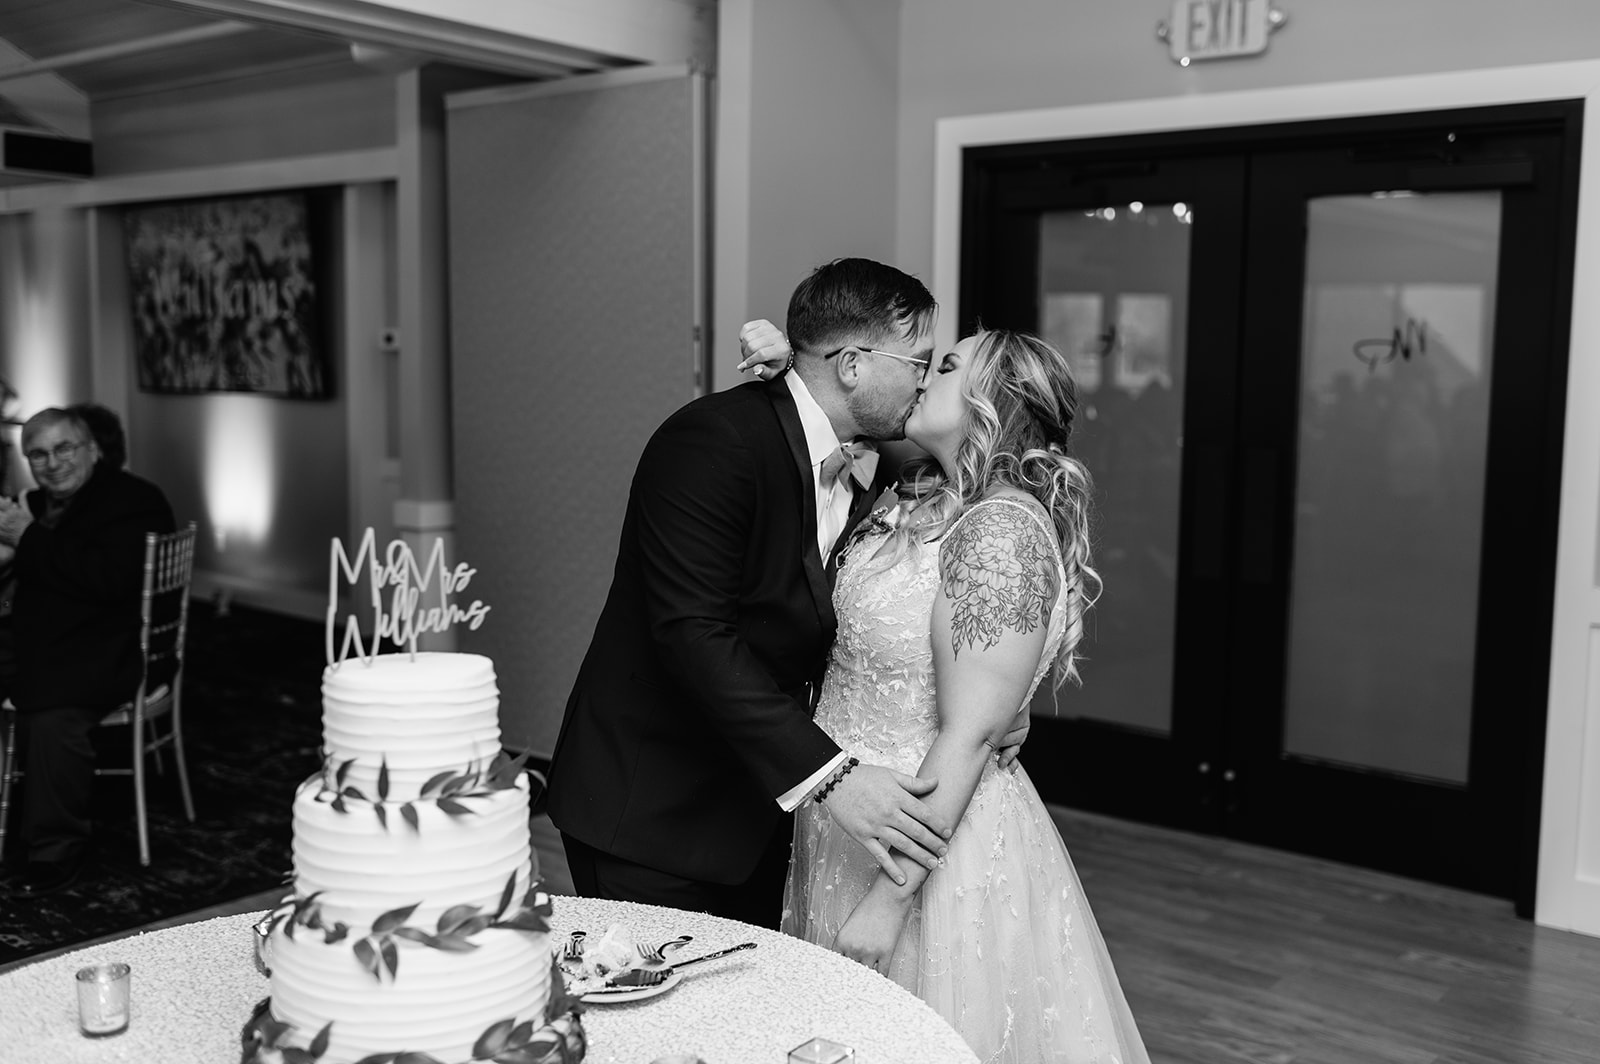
[547,378,892,885]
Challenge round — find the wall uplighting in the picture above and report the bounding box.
[202,395,276,552]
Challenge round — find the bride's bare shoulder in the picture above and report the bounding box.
[982,486,1036,506]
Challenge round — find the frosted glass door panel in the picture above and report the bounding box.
[1283,193,1499,783]
[1035,204,1190,734]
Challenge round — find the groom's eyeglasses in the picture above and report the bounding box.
[823,345,932,375]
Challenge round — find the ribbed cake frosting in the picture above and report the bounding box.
[320,652,502,800]
[254,651,576,1064]
[269,914,552,1063]
[290,773,534,930]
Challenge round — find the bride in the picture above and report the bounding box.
[744,324,1150,1063]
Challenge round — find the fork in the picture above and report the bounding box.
[602,941,759,988]
[561,929,586,963]
[638,934,694,963]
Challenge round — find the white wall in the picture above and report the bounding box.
[713,0,902,388]
[896,0,1600,278]
[0,208,92,423]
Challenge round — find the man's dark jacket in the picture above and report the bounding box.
[13,465,176,713]
[547,378,891,885]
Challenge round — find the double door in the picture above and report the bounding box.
[962,103,1579,910]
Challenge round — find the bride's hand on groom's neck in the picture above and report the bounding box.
[736,319,793,380]
[820,764,951,885]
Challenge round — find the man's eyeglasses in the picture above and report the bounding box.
[24,441,86,466]
[823,344,931,374]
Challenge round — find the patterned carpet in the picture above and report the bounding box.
[0,602,325,967]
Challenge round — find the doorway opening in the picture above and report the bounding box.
[960,101,1581,916]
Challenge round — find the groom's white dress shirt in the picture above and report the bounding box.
[775,371,854,810]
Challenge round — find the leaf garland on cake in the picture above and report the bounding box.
[420,769,455,797]
[270,873,545,957]
[494,880,553,934]
[542,952,584,1026]
[489,749,532,790]
[317,751,532,833]
[240,997,288,1062]
[288,876,551,984]
[373,902,419,935]
[278,892,321,942]
[469,987,587,1064]
[495,872,517,921]
[473,1021,517,1059]
[240,999,336,1064]
[264,892,353,950]
[243,982,586,1064]
[352,902,421,980]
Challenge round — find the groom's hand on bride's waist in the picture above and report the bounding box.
[819,765,952,885]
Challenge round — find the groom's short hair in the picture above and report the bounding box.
[786,258,936,355]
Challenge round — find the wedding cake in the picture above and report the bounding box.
[243,651,583,1064]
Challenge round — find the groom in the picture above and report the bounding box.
[547,258,951,928]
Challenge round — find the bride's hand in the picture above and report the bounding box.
[736,319,792,380]
[832,886,911,975]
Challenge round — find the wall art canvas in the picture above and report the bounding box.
[125,192,327,398]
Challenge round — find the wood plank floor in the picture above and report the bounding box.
[17,807,1598,1063]
[1046,810,1600,1064]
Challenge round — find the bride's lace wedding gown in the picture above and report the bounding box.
[783,497,1149,1064]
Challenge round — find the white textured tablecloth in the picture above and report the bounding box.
[0,896,978,1064]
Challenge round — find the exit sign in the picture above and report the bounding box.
[1160,0,1287,65]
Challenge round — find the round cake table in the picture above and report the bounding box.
[0,896,979,1064]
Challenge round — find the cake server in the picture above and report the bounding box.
[601,941,759,988]
[662,941,757,972]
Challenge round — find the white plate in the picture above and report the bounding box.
[579,969,683,1003]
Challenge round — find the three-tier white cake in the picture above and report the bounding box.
[244,652,582,1064]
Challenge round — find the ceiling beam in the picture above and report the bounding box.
[0,22,256,86]
[136,0,711,76]
[0,36,89,138]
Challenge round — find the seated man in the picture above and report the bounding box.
[0,407,174,897]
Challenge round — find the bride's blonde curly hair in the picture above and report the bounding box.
[861,329,1100,685]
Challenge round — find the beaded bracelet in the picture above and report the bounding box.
[813,756,860,804]
[753,353,794,381]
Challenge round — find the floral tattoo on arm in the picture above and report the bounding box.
[940,503,1059,656]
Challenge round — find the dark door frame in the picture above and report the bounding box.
[959,101,1582,918]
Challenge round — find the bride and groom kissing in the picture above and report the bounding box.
[546,258,1148,1062]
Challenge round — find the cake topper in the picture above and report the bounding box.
[326,530,492,666]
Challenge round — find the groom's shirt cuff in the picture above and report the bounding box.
[778,752,849,811]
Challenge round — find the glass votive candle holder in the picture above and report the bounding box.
[788,1037,854,1064]
[75,962,131,1037]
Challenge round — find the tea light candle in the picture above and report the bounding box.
[788,1037,855,1063]
[75,962,131,1037]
